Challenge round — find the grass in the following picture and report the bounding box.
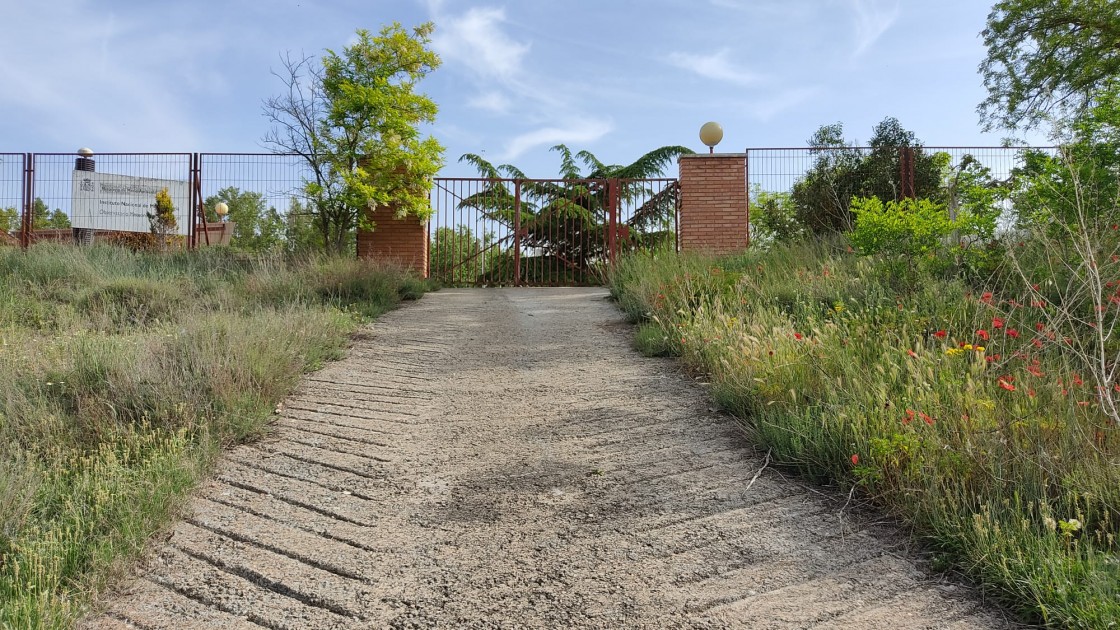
[0,243,427,628]
[609,240,1120,628]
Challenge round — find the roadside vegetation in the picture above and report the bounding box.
[0,244,425,628]
[611,7,1120,620]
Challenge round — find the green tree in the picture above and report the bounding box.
[979,0,1120,131]
[204,187,284,253]
[30,199,71,230]
[263,22,445,253]
[0,207,18,233]
[430,226,498,285]
[791,118,942,234]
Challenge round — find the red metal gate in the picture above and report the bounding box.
[428,177,679,286]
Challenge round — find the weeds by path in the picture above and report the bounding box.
[0,244,426,628]
[610,242,1119,627]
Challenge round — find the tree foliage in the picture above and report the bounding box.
[263,22,445,253]
[204,188,284,253]
[979,0,1120,130]
[31,199,71,230]
[455,144,692,283]
[791,118,943,234]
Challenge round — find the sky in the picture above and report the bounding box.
[0,0,1043,179]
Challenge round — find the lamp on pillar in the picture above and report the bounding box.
[214,201,229,223]
[699,121,723,154]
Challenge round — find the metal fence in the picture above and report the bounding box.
[746,145,1061,233]
[2,152,315,249]
[429,177,679,286]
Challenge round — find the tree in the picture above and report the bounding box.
[457,144,692,283]
[430,226,497,284]
[263,22,445,253]
[791,118,941,234]
[0,207,18,233]
[31,199,71,230]
[204,187,284,252]
[979,0,1120,131]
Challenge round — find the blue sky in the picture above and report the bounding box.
[0,0,1039,178]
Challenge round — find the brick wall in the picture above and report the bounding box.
[678,154,749,253]
[356,204,429,277]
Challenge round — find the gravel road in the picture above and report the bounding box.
[83,288,1018,629]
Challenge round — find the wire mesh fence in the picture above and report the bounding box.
[0,154,24,243]
[746,145,1061,235]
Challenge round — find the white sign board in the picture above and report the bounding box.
[71,171,190,235]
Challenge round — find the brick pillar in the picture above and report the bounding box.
[678,153,749,253]
[356,205,429,277]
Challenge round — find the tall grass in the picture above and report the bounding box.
[611,242,1119,627]
[0,244,426,628]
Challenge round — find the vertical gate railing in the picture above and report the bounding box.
[428,177,679,286]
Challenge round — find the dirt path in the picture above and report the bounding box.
[84,288,1017,629]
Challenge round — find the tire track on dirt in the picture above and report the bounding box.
[83,288,1017,629]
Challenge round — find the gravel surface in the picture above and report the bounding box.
[82,288,1019,629]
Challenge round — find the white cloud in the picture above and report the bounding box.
[500,119,613,161]
[666,49,760,86]
[745,87,819,121]
[849,0,900,57]
[468,92,512,114]
[431,7,529,81]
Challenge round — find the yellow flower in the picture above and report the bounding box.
[963,344,974,351]
[946,347,963,356]
[975,346,985,353]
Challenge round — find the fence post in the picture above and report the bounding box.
[513,179,522,287]
[607,178,619,264]
[20,153,33,249]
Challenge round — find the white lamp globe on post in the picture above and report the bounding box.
[214,201,229,223]
[699,121,723,154]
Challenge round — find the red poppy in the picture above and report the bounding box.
[992,317,1005,329]
[1073,374,1084,386]
[1027,365,1045,377]
[934,330,947,339]
[1032,339,1044,349]
[980,292,994,304]
[919,411,934,426]
[1007,328,1020,339]
[794,332,803,340]
[1035,322,1045,331]
[850,454,860,465]
[1078,401,1091,407]
[1028,389,1037,398]
[1032,284,1040,291]
[977,329,990,341]
[907,349,918,358]
[903,409,915,425]
[998,379,1016,392]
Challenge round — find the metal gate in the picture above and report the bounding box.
[428,177,679,286]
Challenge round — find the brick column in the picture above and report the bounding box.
[678,153,748,253]
[356,205,429,277]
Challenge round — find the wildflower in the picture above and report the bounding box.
[919,411,934,426]
[964,343,974,351]
[992,317,1005,329]
[945,347,963,356]
[907,349,918,358]
[1059,518,1083,535]
[1028,389,1037,398]
[1077,401,1091,407]
[794,332,803,340]
[980,292,994,304]
[1007,328,1020,339]
[1073,374,1084,386]
[1043,516,1058,531]
[903,408,916,425]
[998,378,1016,392]
[1032,284,1040,291]
[975,346,985,353]
[977,329,990,341]
[1027,365,1044,377]
[933,330,947,339]
[1032,339,1044,349]
[850,454,859,465]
